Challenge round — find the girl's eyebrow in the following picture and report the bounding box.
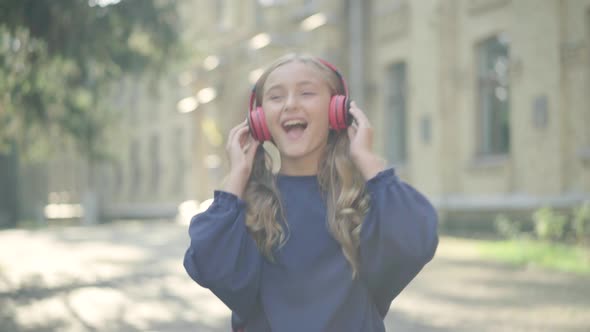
[265,80,318,93]
[264,84,284,94]
[296,80,317,87]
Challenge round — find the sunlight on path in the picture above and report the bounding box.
[1,222,589,331]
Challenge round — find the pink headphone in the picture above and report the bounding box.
[247,58,351,142]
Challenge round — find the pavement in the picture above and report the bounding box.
[0,220,589,332]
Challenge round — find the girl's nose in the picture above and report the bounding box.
[283,93,297,111]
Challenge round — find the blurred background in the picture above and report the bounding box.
[0,0,589,331]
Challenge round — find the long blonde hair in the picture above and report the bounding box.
[244,53,370,278]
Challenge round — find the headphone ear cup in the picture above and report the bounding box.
[329,95,350,130]
[344,98,352,126]
[250,106,272,141]
[247,110,260,141]
[257,106,272,141]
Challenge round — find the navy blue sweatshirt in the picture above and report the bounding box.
[183,168,438,331]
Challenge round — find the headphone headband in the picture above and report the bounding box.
[247,56,351,141]
[316,58,349,97]
[248,57,348,112]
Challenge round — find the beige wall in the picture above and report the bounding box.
[43,0,589,221]
[369,0,589,216]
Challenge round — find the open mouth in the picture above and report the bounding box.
[282,119,308,140]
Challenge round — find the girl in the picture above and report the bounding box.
[183,53,438,331]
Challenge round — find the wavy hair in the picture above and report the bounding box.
[244,53,370,278]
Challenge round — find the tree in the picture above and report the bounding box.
[0,0,184,225]
[0,0,181,161]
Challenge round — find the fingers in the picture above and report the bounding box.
[235,125,252,149]
[246,139,260,159]
[347,125,357,140]
[227,120,249,150]
[228,120,244,140]
[348,101,373,150]
[349,101,371,128]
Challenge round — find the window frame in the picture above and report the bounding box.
[384,61,409,166]
[475,33,511,157]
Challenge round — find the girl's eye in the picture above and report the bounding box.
[302,91,315,96]
[269,95,283,101]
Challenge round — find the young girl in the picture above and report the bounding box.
[183,53,438,331]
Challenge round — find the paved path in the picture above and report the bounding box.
[0,220,588,331]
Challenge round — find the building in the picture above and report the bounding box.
[15,0,589,227]
[171,0,590,227]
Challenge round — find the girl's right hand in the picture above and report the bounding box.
[223,120,260,197]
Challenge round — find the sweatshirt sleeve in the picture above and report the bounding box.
[183,190,262,321]
[359,168,439,317]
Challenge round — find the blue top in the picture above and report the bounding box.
[183,168,438,331]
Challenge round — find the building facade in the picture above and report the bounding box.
[26,0,589,226]
[369,0,590,224]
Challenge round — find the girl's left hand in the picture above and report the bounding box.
[347,101,386,180]
[347,101,373,159]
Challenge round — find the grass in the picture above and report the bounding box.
[477,238,590,276]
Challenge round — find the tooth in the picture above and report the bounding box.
[284,120,305,126]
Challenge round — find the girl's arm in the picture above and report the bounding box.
[346,102,438,315]
[183,190,262,321]
[359,168,439,317]
[184,120,262,321]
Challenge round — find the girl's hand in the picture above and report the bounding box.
[223,120,260,197]
[347,101,386,180]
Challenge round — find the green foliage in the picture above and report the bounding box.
[573,201,590,245]
[0,0,181,161]
[494,204,590,246]
[533,207,567,242]
[486,204,590,275]
[478,239,590,275]
[494,214,521,239]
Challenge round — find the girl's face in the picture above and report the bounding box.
[262,61,332,174]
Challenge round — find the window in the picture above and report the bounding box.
[129,83,139,124]
[129,140,141,196]
[255,0,266,27]
[476,34,510,156]
[171,128,185,196]
[149,135,160,195]
[304,0,315,7]
[384,62,408,165]
[111,160,122,197]
[587,8,590,58]
[587,10,590,109]
[259,0,278,6]
[216,0,232,29]
[0,149,18,226]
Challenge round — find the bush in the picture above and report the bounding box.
[494,214,520,239]
[573,201,590,245]
[533,207,567,242]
